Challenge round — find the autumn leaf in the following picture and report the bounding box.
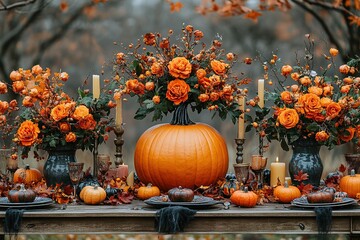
[297,183,313,195]
[338,164,346,173]
[293,170,309,182]
[117,191,134,204]
[244,11,262,22]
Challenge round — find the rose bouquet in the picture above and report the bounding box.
[8,65,116,159]
[247,36,360,151]
[112,25,249,123]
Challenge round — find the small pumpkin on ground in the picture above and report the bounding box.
[339,169,360,198]
[13,164,42,184]
[274,182,301,203]
[168,186,194,202]
[137,183,161,200]
[80,185,106,205]
[76,175,100,196]
[230,187,258,208]
[8,184,36,203]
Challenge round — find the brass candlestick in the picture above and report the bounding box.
[93,136,99,177]
[259,135,264,156]
[114,124,125,167]
[235,138,245,164]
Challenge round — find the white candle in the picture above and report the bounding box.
[115,98,123,127]
[270,157,286,187]
[258,79,264,108]
[92,75,100,99]
[237,96,245,139]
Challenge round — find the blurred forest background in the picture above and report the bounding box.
[0,0,358,178]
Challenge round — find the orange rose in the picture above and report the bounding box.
[198,77,211,88]
[125,79,145,95]
[280,91,292,104]
[51,103,69,122]
[0,115,6,125]
[290,84,299,93]
[313,113,326,122]
[196,69,206,80]
[22,96,34,107]
[78,114,96,130]
[315,131,329,142]
[343,77,353,84]
[31,65,43,75]
[9,71,22,81]
[151,62,164,77]
[12,81,25,93]
[159,39,169,49]
[281,65,293,77]
[72,105,90,120]
[16,120,40,147]
[193,30,204,40]
[152,95,160,104]
[299,76,311,86]
[322,84,333,96]
[340,85,351,93]
[0,101,9,115]
[320,97,332,107]
[220,85,234,101]
[209,74,221,86]
[143,33,156,46]
[329,48,339,57]
[210,60,228,76]
[168,57,192,79]
[145,81,155,91]
[291,72,300,81]
[326,102,341,119]
[65,132,77,143]
[339,64,350,74]
[308,86,323,96]
[59,122,71,133]
[198,93,209,102]
[0,82,7,94]
[301,93,322,119]
[165,79,190,105]
[60,72,69,82]
[340,127,356,142]
[277,108,299,129]
[209,92,220,101]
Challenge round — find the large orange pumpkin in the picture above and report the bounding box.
[134,123,228,191]
[13,164,42,184]
[340,169,360,198]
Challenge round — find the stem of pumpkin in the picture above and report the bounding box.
[170,103,195,125]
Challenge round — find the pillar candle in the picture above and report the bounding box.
[237,96,245,139]
[106,164,129,180]
[92,75,100,99]
[270,157,285,187]
[258,79,264,108]
[115,98,123,127]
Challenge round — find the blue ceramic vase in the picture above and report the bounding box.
[289,139,323,187]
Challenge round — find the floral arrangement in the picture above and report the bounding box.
[6,65,116,159]
[247,35,360,151]
[113,25,249,123]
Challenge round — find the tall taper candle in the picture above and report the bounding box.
[115,97,123,127]
[92,75,100,99]
[238,96,245,139]
[258,79,264,108]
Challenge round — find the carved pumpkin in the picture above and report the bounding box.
[168,186,194,202]
[137,183,161,200]
[8,184,36,203]
[134,123,228,191]
[230,187,257,208]
[274,182,301,203]
[222,179,238,197]
[80,185,106,205]
[13,164,42,184]
[340,169,360,198]
[307,191,334,203]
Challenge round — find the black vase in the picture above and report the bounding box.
[43,146,77,187]
[289,139,323,186]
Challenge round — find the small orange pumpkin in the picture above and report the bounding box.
[13,164,42,184]
[137,183,161,200]
[274,182,301,203]
[230,187,258,208]
[80,185,106,205]
[340,169,360,198]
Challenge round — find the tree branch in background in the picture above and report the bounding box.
[303,0,356,17]
[0,0,37,11]
[32,2,95,65]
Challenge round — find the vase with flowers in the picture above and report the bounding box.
[9,66,116,187]
[247,35,360,186]
[113,25,249,191]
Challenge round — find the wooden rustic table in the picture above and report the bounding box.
[0,200,360,236]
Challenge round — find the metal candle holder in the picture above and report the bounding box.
[93,136,99,177]
[114,124,125,167]
[259,135,264,156]
[235,138,245,164]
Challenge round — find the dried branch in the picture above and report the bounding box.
[303,0,357,17]
[0,0,37,11]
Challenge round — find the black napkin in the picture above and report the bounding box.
[314,206,332,239]
[3,208,25,236]
[155,206,197,233]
